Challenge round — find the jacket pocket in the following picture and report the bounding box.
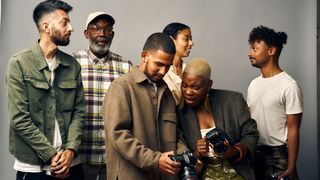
[57,79,77,111]
[25,78,50,90]
[24,78,50,115]
[58,79,77,89]
[161,113,177,143]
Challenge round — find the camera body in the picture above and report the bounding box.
[170,151,198,180]
[205,127,234,155]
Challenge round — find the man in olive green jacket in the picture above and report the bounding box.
[103,33,188,180]
[6,1,85,179]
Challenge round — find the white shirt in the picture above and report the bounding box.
[247,72,303,146]
[163,63,186,105]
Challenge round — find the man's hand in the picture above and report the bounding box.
[158,151,181,176]
[278,168,297,180]
[51,149,75,179]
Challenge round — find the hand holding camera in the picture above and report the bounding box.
[204,127,240,159]
[169,151,199,180]
[158,151,181,176]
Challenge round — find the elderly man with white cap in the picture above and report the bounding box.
[73,11,132,180]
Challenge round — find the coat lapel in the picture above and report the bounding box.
[180,107,201,152]
[211,91,225,131]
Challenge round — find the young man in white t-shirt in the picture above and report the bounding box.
[247,25,303,180]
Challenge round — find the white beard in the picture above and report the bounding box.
[89,39,111,56]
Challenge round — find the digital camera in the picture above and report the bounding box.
[170,151,198,180]
[205,127,234,155]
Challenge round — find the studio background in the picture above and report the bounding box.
[0,0,318,179]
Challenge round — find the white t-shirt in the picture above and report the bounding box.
[247,72,303,146]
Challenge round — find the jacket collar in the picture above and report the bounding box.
[32,41,70,71]
[131,66,167,88]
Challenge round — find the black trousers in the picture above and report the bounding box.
[16,164,83,180]
[254,145,291,180]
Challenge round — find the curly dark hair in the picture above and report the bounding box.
[248,25,287,57]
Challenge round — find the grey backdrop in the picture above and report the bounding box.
[0,0,318,179]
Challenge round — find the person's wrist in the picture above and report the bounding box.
[233,145,244,161]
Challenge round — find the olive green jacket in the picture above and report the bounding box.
[7,42,85,165]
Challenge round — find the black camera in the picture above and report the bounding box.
[170,151,198,180]
[205,127,234,155]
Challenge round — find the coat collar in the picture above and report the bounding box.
[32,41,70,71]
[131,66,167,88]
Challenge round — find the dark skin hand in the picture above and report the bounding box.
[195,138,210,158]
[196,138,239,160]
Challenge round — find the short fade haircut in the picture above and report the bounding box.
[163,22,190,39]
[143,32,176,55]
[184,58,211,80]
[248,25,287,57]
[33,0,73,29]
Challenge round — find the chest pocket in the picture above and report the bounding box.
[161,112,177,143]
[57,79,78,110]
[25,78,50,90]
[58,80,77,89]
[24,78,50,118]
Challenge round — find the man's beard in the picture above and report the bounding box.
[52,36,70,46]
[50,26,70,46]
[143,62,162,84]
[89,39,111,56]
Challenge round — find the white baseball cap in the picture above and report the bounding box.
[85,11,115,28]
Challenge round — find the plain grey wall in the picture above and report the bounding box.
[0,0,317,179]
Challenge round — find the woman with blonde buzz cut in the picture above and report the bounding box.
[177,58,259,180]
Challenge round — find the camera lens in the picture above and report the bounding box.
[214,140,227,154]
[179,166,198,180]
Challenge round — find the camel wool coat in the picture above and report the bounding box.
[103,67,187,180]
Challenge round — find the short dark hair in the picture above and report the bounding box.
[163,22,190,39]
[143,32,176,55]
[33,0,73,29]
[248,25,287,57]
